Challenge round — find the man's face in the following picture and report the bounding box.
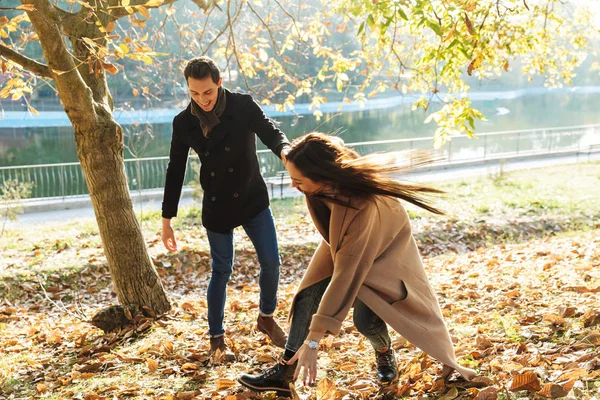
[188,76,222,112]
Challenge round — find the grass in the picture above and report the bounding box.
[1,162,599,398]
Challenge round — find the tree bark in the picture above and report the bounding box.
[22,0,171,317]
[77,113,171,315]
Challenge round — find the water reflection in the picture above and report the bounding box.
[1,91,599,166]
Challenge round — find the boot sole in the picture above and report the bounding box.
[237,377,291,398]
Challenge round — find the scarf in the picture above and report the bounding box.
[190,86,227,137]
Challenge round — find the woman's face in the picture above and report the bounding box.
[285,160,328,195]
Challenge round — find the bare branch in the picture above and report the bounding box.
[0,43,52,78]
[273,0,303,42]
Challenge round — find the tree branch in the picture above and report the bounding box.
[0,43,52,78]
[108,0,180,20]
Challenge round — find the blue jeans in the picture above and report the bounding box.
[206,207,281,337]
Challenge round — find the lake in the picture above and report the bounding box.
[1,88,599,166]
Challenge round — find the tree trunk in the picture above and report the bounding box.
[76,114,171,315]
[22,0,171,319]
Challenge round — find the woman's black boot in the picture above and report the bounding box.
[238,358,297,398]
[376,348,398,384]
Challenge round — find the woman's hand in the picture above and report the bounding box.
[287,343,318,386]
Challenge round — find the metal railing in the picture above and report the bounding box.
[1,124,599,201]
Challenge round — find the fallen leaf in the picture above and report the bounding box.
[215,378,236,390]
[509,370,541,392]
[475,387,498,400]
[147,358,158,373]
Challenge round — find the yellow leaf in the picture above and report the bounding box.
[142,86,149,94]
[11,89,23,101]
[316,377,337,400]
[145,0,164,6]
[132,88,140,96]
[16,4,36,11]
[125,6,134,14]
[36,382,48,393]
[122,0,130,6]
[215,378,236,390]
[119,43,130,53]
[141,55,153,65]
[137,6,151,19]
[27,105,39,116]
[146,358,158,373]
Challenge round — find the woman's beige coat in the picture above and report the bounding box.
[290,194,476,380]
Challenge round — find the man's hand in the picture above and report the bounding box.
[280,146,290,167]
[161,218,177,252]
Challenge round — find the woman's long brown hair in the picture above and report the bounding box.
[285,132,445,214]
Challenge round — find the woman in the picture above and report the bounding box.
[238,133,476,397]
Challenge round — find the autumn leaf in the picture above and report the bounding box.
[475,387,498,400]
[316,376,337,400]
[537,380,574,399]
[465,14,475,35]
[509,370,541,392]
[580,333,600,345]
[146,358,158,372]
[27,105,39,116]
[438,386,458,400]
[215,378,236,390]
[16,4,36,11]
[582,309,600,327]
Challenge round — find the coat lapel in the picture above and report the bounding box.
[327,197,363,256]
[306,197,330,244]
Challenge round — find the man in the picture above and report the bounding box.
[161,56,289,359]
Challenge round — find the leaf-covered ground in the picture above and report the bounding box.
[1,163,599,399]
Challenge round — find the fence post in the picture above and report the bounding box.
[60,164,65,200]
[483,135,488,159]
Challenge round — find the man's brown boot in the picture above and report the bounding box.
[209,336,236,362]
[257,315,287,349]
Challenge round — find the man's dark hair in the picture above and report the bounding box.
[184,56,221,84]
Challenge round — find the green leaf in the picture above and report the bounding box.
[357,21,365,36]
[426,20,442,37]
[367,14,376,31]
[397,7,408,21]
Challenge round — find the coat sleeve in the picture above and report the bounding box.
[161,119,190,219]
[309,204,383,335]
[245,95,290,158]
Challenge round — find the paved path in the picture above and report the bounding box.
[4,151,599,228]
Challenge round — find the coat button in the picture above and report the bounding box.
[210,172,215,177]
[211,196,216,201]
[225,147,230,151]
[233,192,239,198]
[228,167,233,172]
[205,151,210,156]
